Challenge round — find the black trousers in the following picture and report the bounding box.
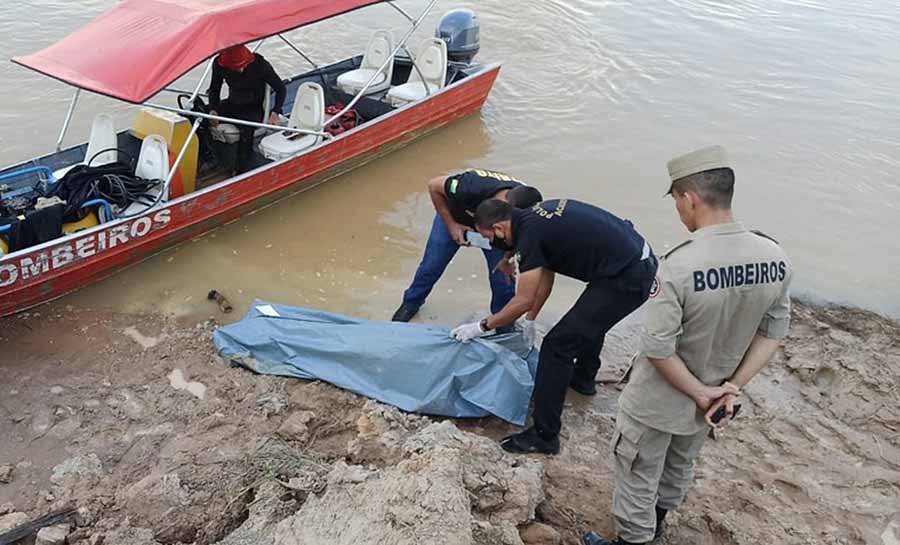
[216,101,263,173]
[533,256,658,439]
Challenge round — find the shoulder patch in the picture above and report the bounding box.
[751,230,780,244]
[448,178,459,194]
[648,276,661,298]
[663,239,693,259]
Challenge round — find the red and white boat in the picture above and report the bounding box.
[0,0,500,317]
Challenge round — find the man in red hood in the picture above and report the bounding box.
[207,45,287,173]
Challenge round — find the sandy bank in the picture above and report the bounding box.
[0,301,897,544]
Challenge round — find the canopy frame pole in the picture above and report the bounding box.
[277,34,319,69]
[56,89,81,152]
[161,88,209,98]
[387,1,415,23]
[402,44,431,97]
[145,103,330,138]
[388,1,431,96]
[188,58,215,105]
[163,117,202,195]
[324,0,440,127]
[161,58,216,197]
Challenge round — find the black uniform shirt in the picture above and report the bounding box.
[511,199,646,282]
[208,53,287,115]
[443,169,522,228]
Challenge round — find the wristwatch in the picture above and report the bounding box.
[479,318,490,332]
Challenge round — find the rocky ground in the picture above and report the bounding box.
[0,301,898,545]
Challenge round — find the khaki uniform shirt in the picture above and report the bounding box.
[619,222,792,435]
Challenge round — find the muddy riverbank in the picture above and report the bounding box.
[1,300,898,545]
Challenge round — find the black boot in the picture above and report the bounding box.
[499,427,560,455]
[391,302,420,322]
[654,506,668,540]
[582,532,647,545]
[569,375,597,396]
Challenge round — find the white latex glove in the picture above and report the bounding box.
[450,321,488,343]
[522,319,536,347]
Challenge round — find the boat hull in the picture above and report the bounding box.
[0,65,500,317]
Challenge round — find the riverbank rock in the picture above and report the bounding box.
[0,512,29,533]
[122,472,191,522]
[35,523,70,545]
[347,400,428,464]
[270,421,543,545]
[50,454,103,486]
[276,411,316,442]
[519,522,562,545]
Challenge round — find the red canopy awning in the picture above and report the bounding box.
[13,0,387,104]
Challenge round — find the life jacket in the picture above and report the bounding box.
[324,102,359,136]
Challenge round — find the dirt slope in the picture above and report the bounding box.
[0,301,897,545]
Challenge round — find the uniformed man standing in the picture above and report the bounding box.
[392,169,542,323]
[583,146,793,545]
[452,197,657,454]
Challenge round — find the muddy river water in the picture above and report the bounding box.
[1,0,898,324]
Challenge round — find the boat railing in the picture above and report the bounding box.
[0,166,56,188]
[144,103,332,140]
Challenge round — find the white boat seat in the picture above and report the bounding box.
[53,113,118,179]
[387,38,448,107]
[135,134,170,181]
[338,69,387,94]
[210,123,241,145]
[122,134,170,216]
[337,30,394,96]
[386,81,440,104]
[259,82,325,162]
[210,84,275,145]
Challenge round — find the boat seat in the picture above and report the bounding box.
[53,114,118,179]
[121,134,170,216]
[386,81,440,104]
[337,30,394,96]
[387,38,448,107]
[210,84,275,145]
[259,82,325,162]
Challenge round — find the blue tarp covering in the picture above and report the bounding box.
[213,302,539,425]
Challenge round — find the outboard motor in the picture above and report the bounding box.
[436,9,480,65]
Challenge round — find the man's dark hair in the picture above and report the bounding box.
[507,185,543,209]
[671,167,735,210]
[475,199,513,229]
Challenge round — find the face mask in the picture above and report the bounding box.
[491,235,513,252]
